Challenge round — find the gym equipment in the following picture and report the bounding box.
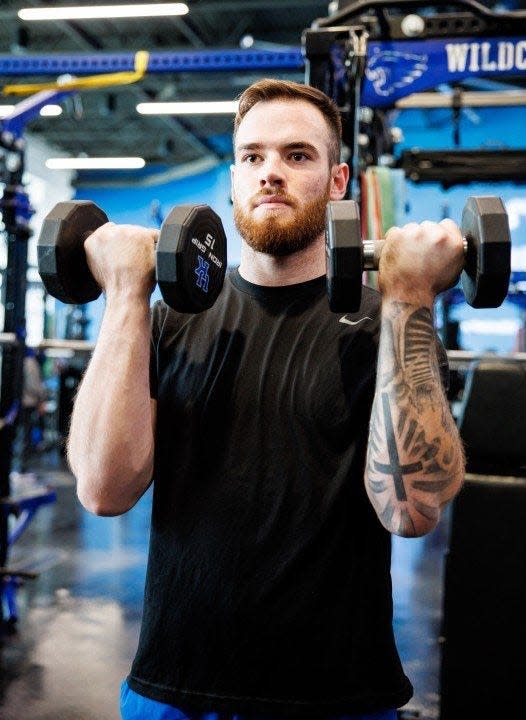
[440,474,526,719]
[1,485,57,631]
[455,357,526,475]
[156,204,227,313]
[39,195,511,316]
[304,2,526,191]
[0,90,72,631]
[37,200,227,313]
[326,195,511,312]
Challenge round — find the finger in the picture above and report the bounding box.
[385,222,419,240]
[439,218,463,241]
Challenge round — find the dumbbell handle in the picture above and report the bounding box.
[362,237,469,270]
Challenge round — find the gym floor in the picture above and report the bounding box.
[0,449,449,720]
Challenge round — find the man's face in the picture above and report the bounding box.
[231,99,343,257]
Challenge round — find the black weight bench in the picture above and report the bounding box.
[455,356,526,476]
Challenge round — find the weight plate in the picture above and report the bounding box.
[325,200,364,313]
[156,204,227,313]
[37,200,107,304]
[461,196,511,309]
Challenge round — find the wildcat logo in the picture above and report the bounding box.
[365,47,428,97]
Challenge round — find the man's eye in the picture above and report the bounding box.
[243,154,259,163]
[291,152,308,161]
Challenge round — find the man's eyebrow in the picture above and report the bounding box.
[235,141,319,154]
[235,142,262,152]
[283,142,318,154]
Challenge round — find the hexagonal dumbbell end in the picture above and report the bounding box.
[325,199,364,313]
[37,200,108,304]
[156,204,227,313]
[461,196,511,309]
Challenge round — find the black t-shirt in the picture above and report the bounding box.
[128,269,413,716]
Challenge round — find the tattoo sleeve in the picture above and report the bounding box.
[366,302,465,536]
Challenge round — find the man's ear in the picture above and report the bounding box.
[330,162,350,200]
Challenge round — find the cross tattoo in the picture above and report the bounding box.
[374,393,423,502]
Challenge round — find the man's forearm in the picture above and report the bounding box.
[67,294,155,516]
[366,300,465,537]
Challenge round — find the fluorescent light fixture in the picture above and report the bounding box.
[19,3,188,21]
[39,104,63,117]
[0,104,63,117]
[46,157,146,170]
[137,101,239,115]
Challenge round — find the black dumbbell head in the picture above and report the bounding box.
[326,199,364,313]
[156,204,227,313]
[460,196,511,309]
[37,200,108,304]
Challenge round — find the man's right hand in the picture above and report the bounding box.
[84,222,159,300]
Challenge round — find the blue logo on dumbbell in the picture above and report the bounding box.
[195,255,210,293]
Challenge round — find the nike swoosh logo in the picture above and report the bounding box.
[339,315,373,326]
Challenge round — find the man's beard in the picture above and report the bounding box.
[233,185,331,257]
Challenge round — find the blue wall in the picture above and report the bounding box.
[72,103,526,353]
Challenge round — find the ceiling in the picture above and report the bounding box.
[0,0,525,179]
[0,0,329,174]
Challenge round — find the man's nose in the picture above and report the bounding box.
[259,156,285,188]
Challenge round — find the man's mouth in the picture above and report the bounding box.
[254,195,292,208]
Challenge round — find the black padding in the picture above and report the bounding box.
[455,357,526,476]
[440,475,526,719]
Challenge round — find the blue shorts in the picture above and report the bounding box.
[120,680,398,720]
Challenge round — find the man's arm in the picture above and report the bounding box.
[366,300,464,537]
[365,219,466,537]
[67,222,158,517]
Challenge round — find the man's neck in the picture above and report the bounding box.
[238,235,326,287]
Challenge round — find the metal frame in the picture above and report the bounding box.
[1,489,57,627]
[0,333,95,355]
[0,91,71,624]
[0,49,304,76]
[1,37,526,108]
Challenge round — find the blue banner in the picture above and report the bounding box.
[361,36,526,106]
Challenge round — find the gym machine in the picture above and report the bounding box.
[0,90,70,632]
[303,0,526,191]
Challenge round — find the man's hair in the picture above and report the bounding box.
[234,78,343,166]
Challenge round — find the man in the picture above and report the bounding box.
[67,79,465,720]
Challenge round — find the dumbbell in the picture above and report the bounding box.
[326,195,511,312]
[37,200,227,313]
[39,195,511,316]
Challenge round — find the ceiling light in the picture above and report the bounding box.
[0,105,16,118]
[239,35,255,49]
[137,101,239,115]
[39,105,63,117]
[0,104,63,117]
[18,4,189,21]
[45,157,146,170]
